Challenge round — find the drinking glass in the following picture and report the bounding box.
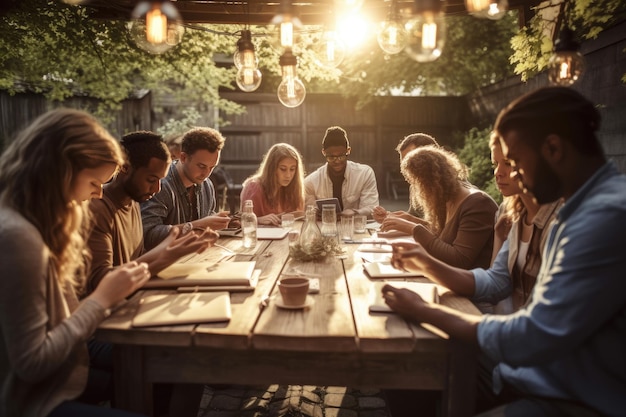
[321,204,338,238]
[353,215,367,234]
[340,215,354,241]
[281,213,295,230]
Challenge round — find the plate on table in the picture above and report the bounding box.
[275,295,315,310]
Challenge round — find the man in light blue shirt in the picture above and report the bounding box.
[383,87,626,416]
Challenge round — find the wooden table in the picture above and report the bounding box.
[96,226,481,417]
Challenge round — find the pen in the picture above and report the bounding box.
[213,243,235,253]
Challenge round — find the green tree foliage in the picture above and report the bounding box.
[0,1,522,119]
[510,0,626,81]
[331,14,518,108]
[156,106,202,139]
[0,0,244,121]
[455,127,501,203]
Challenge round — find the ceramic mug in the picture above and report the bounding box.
[278,277,310,306]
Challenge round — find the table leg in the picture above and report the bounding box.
[113,344,154,416]
[442,338,478,417]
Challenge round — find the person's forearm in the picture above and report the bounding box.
[135,251,166,276]
[422,257,476,297]
[417,302,481,345]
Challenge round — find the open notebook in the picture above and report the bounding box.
[257,227,289,240]
[132,291,231,327]
[369,281,439,313]
[144,261,257,289]
[363,262,425,279]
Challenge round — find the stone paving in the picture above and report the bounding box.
[197,385,391,417]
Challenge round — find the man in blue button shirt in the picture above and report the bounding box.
[383,87,626,416]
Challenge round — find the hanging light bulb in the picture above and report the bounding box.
[233,30,259,70]
[129,1,184,54]
[270,0,302,51]
[378,0,408,55]
[236,67,263,92]
[548,26,585,86]
[465,0,508,20]
[277,50,306,108]
[234,30,262,92]
[404,0,446,63]
[378,21,409,55]
[312,21,346,68]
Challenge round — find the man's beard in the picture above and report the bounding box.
[529,157,562,205]
[123,173,151,203]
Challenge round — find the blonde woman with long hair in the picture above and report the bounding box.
[240,143,305,226]
[381,146,498,269]
[0,109,150,417]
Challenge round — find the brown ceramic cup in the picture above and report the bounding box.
[278,277,310,306]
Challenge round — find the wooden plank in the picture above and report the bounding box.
[138,346,447,391]
[343,243,445,354]
[194,237,288,349]
[251,234,357,352]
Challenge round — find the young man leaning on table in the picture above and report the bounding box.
[304,125,379,218]
[383,87,626,417]
[141,127,236,250]
[85,130,218,417]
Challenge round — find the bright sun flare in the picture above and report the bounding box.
[335,14,372,49]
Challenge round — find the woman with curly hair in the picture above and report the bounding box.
[0,108,150,417]
[240,143,305,226]
[381,145,498,269]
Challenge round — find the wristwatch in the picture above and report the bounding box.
[182,222,193,235]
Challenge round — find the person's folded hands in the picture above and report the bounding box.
[258,213,281,226]
[206,214,231,230]
[372,206,388,223]
[380,216,416,235]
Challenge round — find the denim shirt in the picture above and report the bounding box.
[477,161,626,416]
[141,161,216,250]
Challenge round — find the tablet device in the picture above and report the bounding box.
[315,198,341,213]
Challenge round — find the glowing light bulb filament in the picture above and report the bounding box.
[146,8,167,44]
[281,22,294,48]
[559,62,570,80]
[388,26,398,46]
[488,3,500,16]
[326,41,336,62]
[242,50,255,68]
[286,77,296,98]
[422,22,437,50]
[243,68,254,85]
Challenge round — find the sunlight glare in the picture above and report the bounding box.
[336,14,371,49]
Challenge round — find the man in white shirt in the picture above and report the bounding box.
[304,126,379,217]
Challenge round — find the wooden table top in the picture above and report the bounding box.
[96,225,480,353]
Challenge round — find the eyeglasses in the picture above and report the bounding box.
[325,154,348,162]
